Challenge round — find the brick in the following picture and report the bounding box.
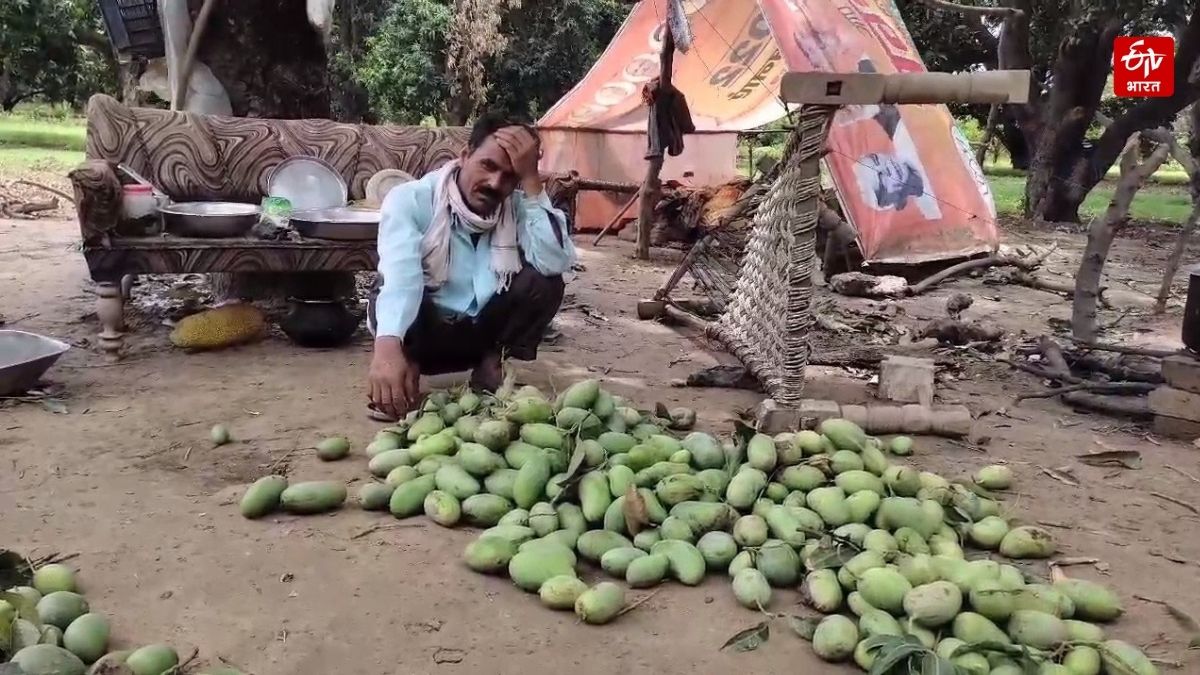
[878,355,935,406]
[1153,415,1200,441]
[1163,355,1200,394]
[1149,386,1200,422]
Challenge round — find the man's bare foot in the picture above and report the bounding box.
[470,352,504,393]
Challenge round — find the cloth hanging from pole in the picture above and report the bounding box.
[643,77,695,159]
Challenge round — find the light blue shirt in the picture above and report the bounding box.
[374,169,576,338]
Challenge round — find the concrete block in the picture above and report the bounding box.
[878,355,935,406]
[756,399,802,434]
[1153,415,1200,441]
[1163,355,1200,394]
[1149,386,1200,422]
[798,399,842,429]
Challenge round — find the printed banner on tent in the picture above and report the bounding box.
[758,0,997,262]
[539,0,788,131]
[538,0,998,261]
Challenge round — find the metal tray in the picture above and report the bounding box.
[291,206,380,240]
[0,330,71,396]
[160,202,260,238]
[268,156,348,211]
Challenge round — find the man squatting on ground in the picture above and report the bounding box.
[366,114,576,420]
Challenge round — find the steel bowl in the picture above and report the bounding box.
[0,330,71,396]
[268,156,348,211]
[160,202,260,238]
[291,206,380,240]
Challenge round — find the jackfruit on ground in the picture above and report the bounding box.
[169,303,266,350]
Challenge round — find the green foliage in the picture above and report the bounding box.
[487,0,629,120]
[0,0,116,110]
[356,0,629,124]
[357,0,454,124]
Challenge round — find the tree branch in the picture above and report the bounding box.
[910,0,1022,19]
[1155,204,1200,313]
[1071,143,1171,341]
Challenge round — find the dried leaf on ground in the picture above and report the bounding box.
[786,615,819,641]
[1038,465,1080,486]
[720,621,770,652]
[1137,596,1200,649]
[1076,450,1142,469]
[432,647,465,664]
[1148,492,1200,516]
[623,485,649,535]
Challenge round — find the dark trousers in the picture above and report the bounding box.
[369,266,565,375]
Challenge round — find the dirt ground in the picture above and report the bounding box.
[3,215,1200,674]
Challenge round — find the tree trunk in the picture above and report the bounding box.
[1071,141,1170,340]
[1024,17,1122,222]
[190,0,336,303]
[975,104,1000,167]
[190,0,331,118]
[996,116,1031,169]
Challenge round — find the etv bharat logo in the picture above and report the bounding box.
[1114,36,1174,97]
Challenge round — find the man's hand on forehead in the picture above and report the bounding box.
[493,126,542,183]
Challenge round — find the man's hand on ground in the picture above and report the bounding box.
[368,337,419,419]
[494,126,542,194]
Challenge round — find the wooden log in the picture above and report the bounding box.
[781,71,1031,106]
[591,194,639,246]
[573,177,640,194]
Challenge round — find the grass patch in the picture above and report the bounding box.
[983,157,1190,187]
[0,115,87,152]
[988,173,1192,223]
[0,147,85,174]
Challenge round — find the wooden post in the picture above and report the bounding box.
[635,29,675,261]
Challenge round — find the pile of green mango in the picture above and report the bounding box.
[237,377,1153,673]
[0,564,199,675]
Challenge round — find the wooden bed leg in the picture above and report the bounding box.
[96,281,125,359]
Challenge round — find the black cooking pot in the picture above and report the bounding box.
[279,298,361,348]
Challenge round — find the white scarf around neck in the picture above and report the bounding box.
[421,160,521,291]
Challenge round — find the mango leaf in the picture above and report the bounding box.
[965,481,999,500]
[0,592,39,627]
[786,615,819,641]
[1099,650,1141,675]
[805,541,858,570]
[919,653,957,675]
[946,506,973,525]
[867,639,925,675]
[720,621,769,652]
[563,441,588,483]
[952,641,1025,657]
[732,420,756,445]
[862,634,907,652]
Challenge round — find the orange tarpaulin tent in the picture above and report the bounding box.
[538,0,999,263]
